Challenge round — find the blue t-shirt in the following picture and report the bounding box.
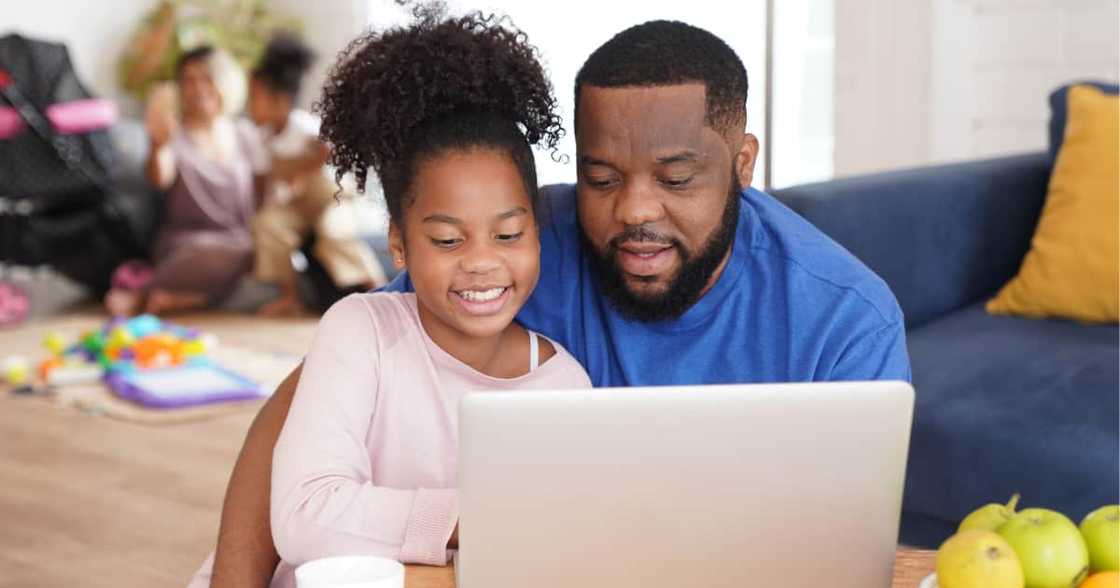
[383,184,911,387]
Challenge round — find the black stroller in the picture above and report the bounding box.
[0,33,159,326]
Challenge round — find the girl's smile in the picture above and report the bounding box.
[452,285,513,316]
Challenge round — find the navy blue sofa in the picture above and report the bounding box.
[773,152,1120,548]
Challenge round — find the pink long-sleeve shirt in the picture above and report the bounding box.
[268,292,589,584]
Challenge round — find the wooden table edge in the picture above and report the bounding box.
[403,547,937,587]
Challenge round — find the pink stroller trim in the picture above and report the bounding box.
[47,98,117,134]
[0,98,117,139]
[0,106,19,139]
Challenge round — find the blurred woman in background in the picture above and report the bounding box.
[105,46,262,316]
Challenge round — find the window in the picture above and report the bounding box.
[771,0,834,187]
[365,0,833,190]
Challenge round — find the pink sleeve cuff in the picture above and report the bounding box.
[399,488,458,565]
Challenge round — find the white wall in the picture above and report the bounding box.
[930,0,1120,163]
[7,0,156,112]
[835,0,1119,178]
[7,0,368,115]
[834,0,933,177]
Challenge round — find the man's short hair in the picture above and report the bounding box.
[574,20,748,133]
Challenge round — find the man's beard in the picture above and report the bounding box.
[584,175,742,322]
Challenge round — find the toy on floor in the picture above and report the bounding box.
[18,315,264,408]
[38,315,215,378]
[3,355,30,386]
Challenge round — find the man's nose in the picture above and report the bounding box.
[614,181,664,227]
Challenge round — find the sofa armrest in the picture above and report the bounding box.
[772,153,1050,329]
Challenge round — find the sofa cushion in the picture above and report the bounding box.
[1048,81,1119,164]
[989,85,1120,324]
[902,303,1119,546]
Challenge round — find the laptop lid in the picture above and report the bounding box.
[457,381,914,588]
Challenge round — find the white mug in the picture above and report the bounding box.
[294,555,405,588]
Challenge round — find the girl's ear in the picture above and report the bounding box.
[388,223,407,270]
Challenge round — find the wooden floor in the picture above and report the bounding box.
[0,309,317,587]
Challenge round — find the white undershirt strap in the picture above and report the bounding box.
[529,331,540,372]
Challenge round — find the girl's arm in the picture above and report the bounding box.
[270,295,458,568]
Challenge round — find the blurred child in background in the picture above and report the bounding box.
[247,34,386,317]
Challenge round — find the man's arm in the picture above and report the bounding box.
[830,320,912,382]
[209,364,301,588]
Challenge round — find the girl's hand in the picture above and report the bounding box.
[145,82,178,148]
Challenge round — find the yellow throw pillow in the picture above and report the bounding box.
[987,85,1119,323]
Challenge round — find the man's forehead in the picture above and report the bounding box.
[576,83,712,155]
[578,84,707,123]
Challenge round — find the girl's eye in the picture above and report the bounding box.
[431,238,461,248]
[496,232,523,243]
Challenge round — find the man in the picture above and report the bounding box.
[207,20,909,586]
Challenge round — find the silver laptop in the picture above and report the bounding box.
[456,381,914,588]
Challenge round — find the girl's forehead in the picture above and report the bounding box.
[408,149,533,221]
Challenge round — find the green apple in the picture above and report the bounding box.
[960,493,1021,533]
[997,508,1089,588]
[1080,505,1120,572]
[937,530,1025,588]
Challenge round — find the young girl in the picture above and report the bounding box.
[246,34,386,317]
[263,8,589,585]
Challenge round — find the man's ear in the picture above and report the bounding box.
[388,223,407,270]
[734,133,760,189]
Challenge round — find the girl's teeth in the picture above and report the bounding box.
[459,287,505,302]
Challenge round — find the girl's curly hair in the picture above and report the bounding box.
[316,3,564,224]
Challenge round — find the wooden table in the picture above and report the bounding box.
[403,548,937,587]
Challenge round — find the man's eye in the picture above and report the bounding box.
[431,238,461,248]
[662,176,694,188]
[496,232,523,243]
[584,177,616,189]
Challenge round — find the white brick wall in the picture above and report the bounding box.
[835,0,933,176]
[931,0,1119,162]
[836,0,1119,177]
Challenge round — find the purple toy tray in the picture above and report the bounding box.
[105,363,264,409]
